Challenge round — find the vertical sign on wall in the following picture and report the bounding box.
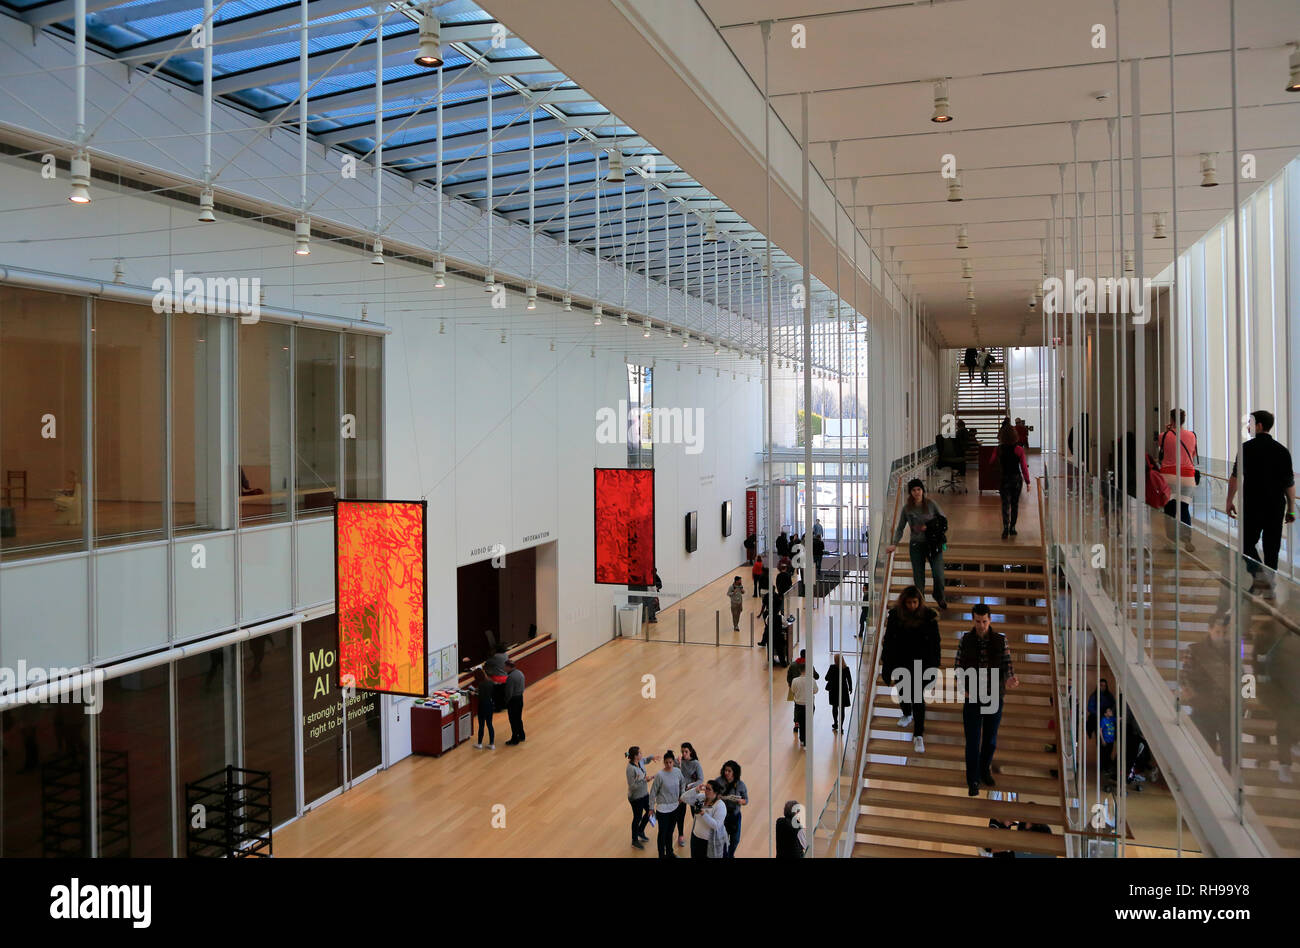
[745,490,757,539]
[335,499,428,697]
[593,468,655,585]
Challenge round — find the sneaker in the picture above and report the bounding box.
[489,743,496,750]
[632,839,645,849]
[473,743,483,749]
[677,836,686,847]
[1279,768,1294,785]
[1009,528,1017,536]
[913,736,925,753]
[898,714,914,729]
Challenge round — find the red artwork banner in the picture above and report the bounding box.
[594,468,655,585]
[335,499,428,697]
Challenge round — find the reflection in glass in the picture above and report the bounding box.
[0,701,89,856]
[0,286,86,559]
[174,313,230,535]
[174,646,237,850]
[93,300,166,546]
[295,327,338,516]
[97,670,171,856]
[343,333,382,499]
[242,628,297,829]
[301,615,343,804]
[238,321,291,524]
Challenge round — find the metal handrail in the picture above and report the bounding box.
[1036,475,1076,841]
[820,471,906,856]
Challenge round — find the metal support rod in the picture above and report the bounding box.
[298,0,307,212]
[800,90,816,854]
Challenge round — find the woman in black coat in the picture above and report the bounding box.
[879,585,942,753]
[824,654,853,732]
[775,800,806,858]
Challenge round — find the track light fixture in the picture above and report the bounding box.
[1152,212,1168,239]
[643,323,651,338]
[1124,250,1135,273]
[562,295,572,311]
[484,271,496,292]
[606,150,625,183]
[592,303,603,326]
[414,12,443,68]
[703,213,718,243]
[500,328,507,344]
[112,258,125,284]
[1199,153,1219,187]
[682,333,690,348]
[956,224,969,250]
[294,216,311,256]
[69,149,91,204]
[1287,43,1300,92]
[198,187,215,223]
[664,324,672,338]
[439,319,445,334]
[968,301,978,316]
[526,285,538,310]
[371,237,384,265]
[433,257,446,287]
[961,259,973,279]
[966,283,975,302]
[946,177,963,202]
[620,312,629,327]
[930,80,953,123]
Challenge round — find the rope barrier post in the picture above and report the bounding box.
[679,608,685,644]
[750,613,755,648]
[715,609,720,646]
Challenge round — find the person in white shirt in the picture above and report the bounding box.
[680,778,729,859]
[790,665,819,748]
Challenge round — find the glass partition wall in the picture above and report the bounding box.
[1037,7,1300,855]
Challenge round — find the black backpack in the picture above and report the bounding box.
[926,514,948,556]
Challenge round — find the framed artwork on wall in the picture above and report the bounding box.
[685,510,698,553]
[721,500,733,538]
[593,468,656,584]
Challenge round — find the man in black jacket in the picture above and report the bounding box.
[956,604,1020,795]
[1226,410,1296,599]
[880,586,941,754]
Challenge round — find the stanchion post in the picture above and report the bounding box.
[679,609,685,644]
[749,613,755,648]
[716,610,720,646]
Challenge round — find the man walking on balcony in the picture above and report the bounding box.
[956,604,1020,796]
[1226,410,1296,599]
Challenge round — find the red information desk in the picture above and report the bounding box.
[410,693,474,757]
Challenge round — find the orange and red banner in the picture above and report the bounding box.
[594,468,655,585]
[335,499,428,697]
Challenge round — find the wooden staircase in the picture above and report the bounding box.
[954,348,1008,454]
[853,542,1068,857]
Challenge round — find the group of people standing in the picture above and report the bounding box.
[624,746,752,858]
[471,643,527,749]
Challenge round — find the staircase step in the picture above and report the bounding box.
[865,761,1061,796]
[862,787,1063,826]
[855,813,1064,856]
[872,714,1057,745]
[852,841,974,858]
[866,737,1059,769]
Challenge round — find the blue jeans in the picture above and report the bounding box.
[725,813,741,858]
[909,543,945,601]
[962,702,1003,786]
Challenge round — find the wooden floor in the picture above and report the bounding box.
[275,464,1062,859]
[275,565,862,858]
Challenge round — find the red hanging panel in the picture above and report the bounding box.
[593,468,655,585]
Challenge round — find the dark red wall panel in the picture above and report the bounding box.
[593,468,655,585]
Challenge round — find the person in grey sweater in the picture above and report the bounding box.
[886,479,948,610]
[625,746,656,849]
[674,743,704,848]
[503,662,526,745]
[649,751,686,857]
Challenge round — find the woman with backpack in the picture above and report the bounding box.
[885,479,948,610]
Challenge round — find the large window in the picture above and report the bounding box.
[627,364,653,468]
[97,670,172,857]
[242,628,297,829]
[238,321,291,525]
[173,313,230,536]
[343,333,382,499]
[0,286,86,559]
[294,327,338,516]
[174,646,238,851]
[93,300,166,545]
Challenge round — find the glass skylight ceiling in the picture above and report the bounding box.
[6,0,849,322]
